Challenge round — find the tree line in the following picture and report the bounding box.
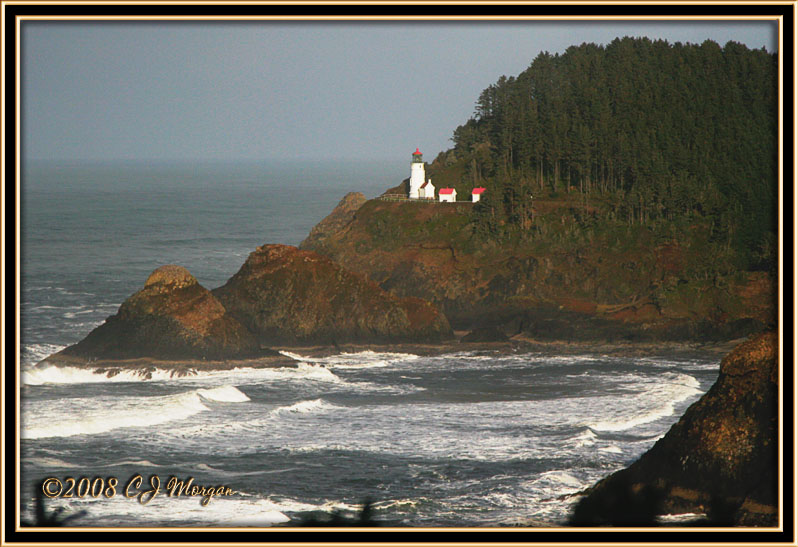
[445,37,777,270]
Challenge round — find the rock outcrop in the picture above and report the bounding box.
[213,244,452,345]
[300,192,366,253]
[52,265,262,361]
[460,326,509,343]
[570,332,779,526]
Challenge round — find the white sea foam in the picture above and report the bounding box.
[271,398,337,415]
[656,512,707,524]
[20,491,291,527]
[571,428,597,447]
[371,497,428,510]
[278,350,419,369]
[98,459,163,468]
[278,350,308,361]
[22,364,153,385]
[587,372,701,432]
[539,471,584,488]
[197,385,250,402]
[22,385,249,439]
[21,361,345,387]
[20,344,67,368]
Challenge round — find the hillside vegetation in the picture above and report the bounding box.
[302,38,777,341]
[435,37,776,270]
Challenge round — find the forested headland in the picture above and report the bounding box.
[303,37,778,341]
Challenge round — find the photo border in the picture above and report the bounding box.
[2,1,793,544]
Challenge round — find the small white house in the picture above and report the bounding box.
[472,187,486,202]
[439,188,456,203]
[419,179,435,199]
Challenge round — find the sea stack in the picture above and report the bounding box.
[570,332,779,526]
[48,265,261,363]
[213,244,452,346]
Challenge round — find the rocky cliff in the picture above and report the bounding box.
[213,244,452,346]
[299,195,776,341]
[51,265,262,362]
[302,191,367,252]
[570,332,779,526]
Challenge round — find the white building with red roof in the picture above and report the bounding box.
[472,187,486,202]
[439,188,457,203]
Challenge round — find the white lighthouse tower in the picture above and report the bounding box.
[408,148,425,199]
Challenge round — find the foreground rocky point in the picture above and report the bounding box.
[570,331,779,526]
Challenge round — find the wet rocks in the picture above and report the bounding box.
[570,332,778,526]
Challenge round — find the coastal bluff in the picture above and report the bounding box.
[570,332,779,526]
[299,193,775,343]
[213,244,452,346]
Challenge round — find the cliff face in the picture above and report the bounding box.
[299,197,775,340]
[570,332,779,526]
[56,265,261,361]
[213,244,452,345]
[302,192,367,252]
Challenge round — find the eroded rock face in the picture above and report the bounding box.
[56,265,261,361]
[299,195,774,341]
[300,192,366,253]
[570,332,778,526]
[213,244,452,345]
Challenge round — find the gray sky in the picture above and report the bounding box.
[22,20,777,163]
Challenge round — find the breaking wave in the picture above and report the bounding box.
[279,350,419,369]
[22,385,249,439]
[587,373,701,432]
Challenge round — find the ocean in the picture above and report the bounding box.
[19,160,721,527]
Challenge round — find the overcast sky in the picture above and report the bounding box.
[22,20,777,163]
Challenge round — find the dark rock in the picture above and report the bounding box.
[213,244,452,346]
[52,265,261,361]
[460,326,509,343]
[300,192,366,252]
[570,332,778,526]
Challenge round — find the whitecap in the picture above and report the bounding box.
[271,398,338,415]
[21,361,344,387]
[22,385,249,439]
[279,350,419,369]
[197,385,250,402]
[587,372,701,432]
[570,428,597,447]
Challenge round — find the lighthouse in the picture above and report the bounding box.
[408,148,426,199]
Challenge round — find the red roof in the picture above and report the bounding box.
[472,187,486,194]
[439,188,455,195]
[413,148,421,155]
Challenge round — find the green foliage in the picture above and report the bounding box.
[442,37,776,271]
